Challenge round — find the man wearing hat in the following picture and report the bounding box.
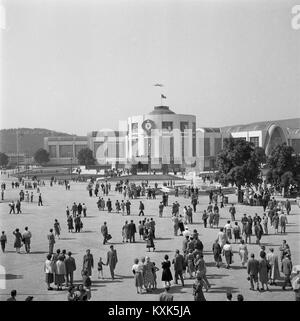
[65,251,76,286]
[247,253,260,291]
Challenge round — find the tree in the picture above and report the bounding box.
[77,148,95,166]
[216,138,263,194]
[34,148,50,165]
[0,152,9,167]
[266,143,300,195]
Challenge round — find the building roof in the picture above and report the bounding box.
[88,131,127,137]
[220,118,300,134]
[148,106,175,115]
[287,128,300,135]
[198,127,221,133]
[47,136,88,142]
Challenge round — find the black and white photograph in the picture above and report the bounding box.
[0,0,300,306]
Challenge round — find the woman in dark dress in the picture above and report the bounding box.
[178,216,185,236]
[161,255,173,286]
[146,229,155,252]
[13,228,22,253]
[212,239,222,268]
[67,215,74,233]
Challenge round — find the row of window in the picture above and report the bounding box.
[49,145,88,158]
[131,121,196,133]
[48,135,264,159]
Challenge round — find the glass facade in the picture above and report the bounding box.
[250,136,259,147]
[59,145,73,158]
[204,138,210,156]
[131,123,138,134]
[162,121,173,132]
[215,138,222,155]
[49,145,57,158]
[75,145,87,157]
[192,122,196,157]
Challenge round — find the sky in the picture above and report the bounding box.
[1,0,300,135]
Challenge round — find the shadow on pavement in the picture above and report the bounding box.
[59,238,76,241]
[114,274,134,279]
[206,286,239,294]
[0,273,23,280]
[206,274,229,279]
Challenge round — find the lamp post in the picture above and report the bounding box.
[70,157,73,180]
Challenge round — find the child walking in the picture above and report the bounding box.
[97,257,106,279]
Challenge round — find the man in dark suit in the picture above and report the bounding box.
[128,220,136,243]
[106,245,118,280]
[172,249,185,286]
[101,222,108,245]
[126,200,131,215]
[65,251,76,286]
[247,253,260,291]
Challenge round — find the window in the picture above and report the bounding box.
[250,136,259,147]
[215,138,222,155]
[180,122,188,133]
[291,139,300,154]
[162,121,173,132]
[49,145,57,158]
[131,123,138,134]
[234,137,246,141]
[59,145,73,158]
[204,138,210,156]
[192,122,196,157]
[131,138,139,157]
[75,145,87,157]
[117,141,126,158]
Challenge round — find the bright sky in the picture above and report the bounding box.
[1,0,299,135]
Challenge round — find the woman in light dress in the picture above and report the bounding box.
[217,228,227,249]
[54,256,66,291]
[143,256,155,292]
[132,258,144,294]
[238,239,248,267]
[266,248,280,285]
[183,206,188,224]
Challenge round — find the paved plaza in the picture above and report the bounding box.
[0,174,299,301]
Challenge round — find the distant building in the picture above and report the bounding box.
[6,153,33,166]
[44,107,300,173]
[43,136,88,165]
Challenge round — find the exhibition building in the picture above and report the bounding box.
[44,106,300,173]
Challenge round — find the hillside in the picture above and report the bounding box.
[0,128,74,156]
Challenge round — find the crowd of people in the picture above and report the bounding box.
[1,171,300,302]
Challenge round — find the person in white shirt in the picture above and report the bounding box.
[182,227,191,238]
[222,241,233,269]
[44,254,54,290]
[224,221,232,240]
